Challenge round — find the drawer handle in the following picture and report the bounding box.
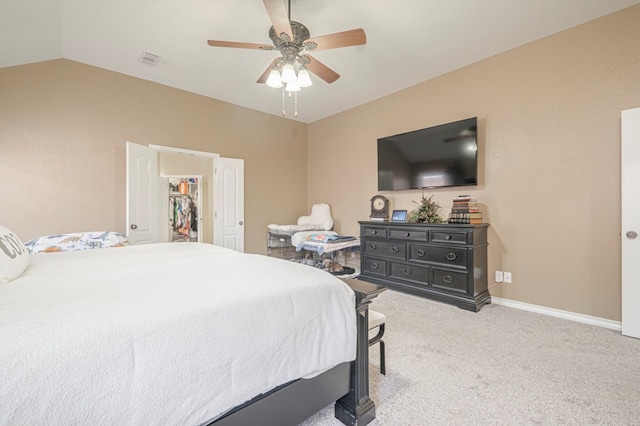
[403,268,412,276]
[371,230,377,235]
[446,252,457,261]
[416,249,425,257]
[404,232,410,237]
[391,246,399,254]
[369,243,377,250]
[445,234,452,240]
[444,275,454,283]
[372,262,380,270]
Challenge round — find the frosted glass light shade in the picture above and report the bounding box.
[280,63,297,83]
[285,81,301,92]
[267,68,282,89]
[266,69,283,88]
[297,68,312,87]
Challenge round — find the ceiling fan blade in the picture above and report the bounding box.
[301,54,340,84]
[207,40,274,50]
[257,58,282,84]
[304,28,366,52]
[263,0,293,40]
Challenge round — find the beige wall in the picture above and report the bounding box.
[0,59,308,254]
[308,6,640,321]
[1,6,639,321]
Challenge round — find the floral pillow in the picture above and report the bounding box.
[0,226,30,284]
[25,231,129,254]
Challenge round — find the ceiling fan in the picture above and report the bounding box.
[206,0,367,88]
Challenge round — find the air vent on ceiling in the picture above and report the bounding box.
[138,50,161,66]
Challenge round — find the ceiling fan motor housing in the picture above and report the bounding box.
[269,21,311,59]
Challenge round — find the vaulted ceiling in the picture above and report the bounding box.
[2,0,638,123]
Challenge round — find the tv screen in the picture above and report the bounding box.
[377,117,478,191]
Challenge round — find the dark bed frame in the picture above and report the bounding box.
[209,279,385,426]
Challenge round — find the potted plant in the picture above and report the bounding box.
[408,193,444,224]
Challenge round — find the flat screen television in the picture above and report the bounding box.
[377,117,478,191]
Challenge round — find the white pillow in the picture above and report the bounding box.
[0,226,30,284]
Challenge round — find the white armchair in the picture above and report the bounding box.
[297,203,334,231]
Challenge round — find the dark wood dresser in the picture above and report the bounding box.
[358,221,490,312]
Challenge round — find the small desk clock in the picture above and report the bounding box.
[370,195,389,221]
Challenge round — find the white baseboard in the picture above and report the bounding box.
[491,297,622,331]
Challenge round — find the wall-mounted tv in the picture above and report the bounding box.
[377,117,478,191]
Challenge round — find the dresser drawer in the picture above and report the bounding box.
[429,230,469,244]
[409,245,468,269]
[362,257,387,277]
[362,226,387,238]
[390,262,429,285]
[363,240,406,260]
[432,268,468,293]
[388,227,428,241]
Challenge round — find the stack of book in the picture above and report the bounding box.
[448,195,483,224]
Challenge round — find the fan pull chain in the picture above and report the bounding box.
[280,86,298,117]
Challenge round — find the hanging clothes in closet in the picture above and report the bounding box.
[168,178,198,242]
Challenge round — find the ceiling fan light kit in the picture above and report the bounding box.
[280,63,297,83]
[266,69,283,88]
[297,67,312,87]
[285,81,301,92]
[206,0,367,118]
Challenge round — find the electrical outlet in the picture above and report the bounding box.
[504,272,512,283]
[495,271,503,282]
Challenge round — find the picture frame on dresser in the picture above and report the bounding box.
[358,221,490,312]
[391,210,407,222]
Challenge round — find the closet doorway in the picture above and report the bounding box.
[126,142,245,251]
[164,175,203,243]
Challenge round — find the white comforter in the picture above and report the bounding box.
[0,243,356,425]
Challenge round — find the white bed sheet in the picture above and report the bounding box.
[0,243,356,426]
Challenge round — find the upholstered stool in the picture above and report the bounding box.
[368,309,386,375]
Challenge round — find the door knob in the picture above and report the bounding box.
[130,224,138,230]
[239,221,244,225]
[626,231,637,239]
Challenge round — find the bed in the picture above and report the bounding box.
[0,237,382,425]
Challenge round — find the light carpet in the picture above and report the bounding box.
[300,289,640,425]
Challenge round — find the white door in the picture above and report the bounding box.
[126,142,160,244]
[213,157,245,252]
[622,107,640,339]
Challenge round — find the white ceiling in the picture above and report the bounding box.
[2,0,638,123]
